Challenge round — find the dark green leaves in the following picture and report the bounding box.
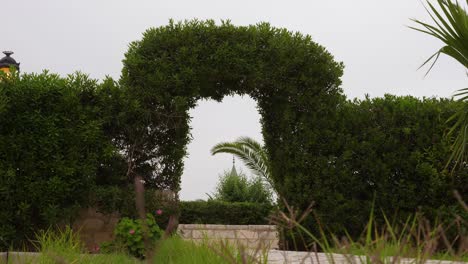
[122,19,344,196]
[0,72,117,250]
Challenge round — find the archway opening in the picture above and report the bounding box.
[180,95,263,200]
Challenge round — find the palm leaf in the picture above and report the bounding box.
[211,137,277,195]
[446,102,468,168]
[411,0,468,170]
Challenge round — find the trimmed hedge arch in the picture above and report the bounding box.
[121,20,344,206]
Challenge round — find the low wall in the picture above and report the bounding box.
[72,208,279,250]
[177,224,279,249]
[72,208,120,250]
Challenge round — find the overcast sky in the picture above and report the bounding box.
[4,0,467,200]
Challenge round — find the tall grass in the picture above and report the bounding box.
[15,227,261,264]
[16,226,139,264]
[153,236,265,264]
[271,193,468,263]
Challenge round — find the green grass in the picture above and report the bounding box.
[23,227,139,264]
[154,237,247,264]
[13,227,262,264]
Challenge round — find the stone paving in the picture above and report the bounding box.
[266,250,467,264]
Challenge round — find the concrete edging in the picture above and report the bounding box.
[0,252,41,264]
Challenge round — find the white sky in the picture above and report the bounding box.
[3,0,467,200]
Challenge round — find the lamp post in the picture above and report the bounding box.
[0,51,20,75]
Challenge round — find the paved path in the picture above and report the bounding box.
[2,251,466,263]
[266,250,467,264]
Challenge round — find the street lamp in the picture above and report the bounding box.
[0,51,20,75]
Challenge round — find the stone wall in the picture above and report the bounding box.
[72,208,279,251]
[72,208,120,250]
[177,224,279,249]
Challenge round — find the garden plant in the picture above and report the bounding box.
[207,166,273,205]
[411,0,468,169]
[211,137,277,198]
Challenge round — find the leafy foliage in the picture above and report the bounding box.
[411,0,468,169]
[179,200,273,225]
[121,19,344,196]
[209,168,273,205]
[121,21,344,249]
[211,137,277,196]
[105,214,163,258]
[212,137,270,183]
[90,185,179,230]
[411,0,468,72]
[1,20,465,253]
[298,95,468,248]
[89,185,272,226]
[0,72,118,250]
[0,68,185,249]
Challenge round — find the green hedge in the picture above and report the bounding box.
[285,95,468,250]
[121,19,344,195]
[91,185,180,228]
[91,186,273,226]
[0,72,119,250]
[179,201,273,225]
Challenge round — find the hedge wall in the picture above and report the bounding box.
[0,72,120,249]
[0,70,274,249]
[1,72,466,251]
[293,95,468,247]
[179,201,273,225]
[91,186,273,227]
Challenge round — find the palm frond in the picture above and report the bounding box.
[412,0,468,170]
[212,140,269,179]
[454,87,468,100]
[211,137,277,194]
[411,0,468,70]
[446,102,468,168]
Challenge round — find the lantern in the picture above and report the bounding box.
[0,51,20,75]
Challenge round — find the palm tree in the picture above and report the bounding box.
[211,137,277,195]
[411,0,468,169]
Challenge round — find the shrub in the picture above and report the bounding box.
[103,213,163,258]
[210,168,273,205]
[179,200,273,225]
